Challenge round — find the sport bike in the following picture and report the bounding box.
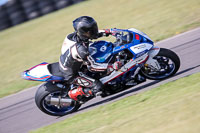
[22,28,180,116]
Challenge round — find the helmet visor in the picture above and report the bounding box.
[79,22,98,39]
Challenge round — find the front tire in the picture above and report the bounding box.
[141,48,180,80]
[35,82,81,116]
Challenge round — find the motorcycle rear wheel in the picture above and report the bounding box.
[141,48,180,80]
[35,82,81,116]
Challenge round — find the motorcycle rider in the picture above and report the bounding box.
[59,16,121,101]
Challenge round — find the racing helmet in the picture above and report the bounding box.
[73,16,99,40]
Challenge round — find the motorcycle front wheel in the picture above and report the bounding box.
[35,82,81,116]
[141,48,180,80]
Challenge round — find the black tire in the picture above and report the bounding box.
[9,11,25,19]
[26,11,40,20]
[11,17,26,25]
[0,23,11,31]
[0,8,7,19]
[0,8,11,31]
[35,82,81,116]
[141,48,180,80]
[40,6,55,15]
[5,0,23,14]
[9,11,26,25]
[35,0,55,15]
[0,17,11,25]
[20,0,40,20]
[24,6,39,14]
[37,0,54,8]
[54,0,73,9]
[21,0,37,8]
[72,0,84,4]
[12,18,26,25]
[20,0,36,2]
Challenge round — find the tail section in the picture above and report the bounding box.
[22,62,64,82]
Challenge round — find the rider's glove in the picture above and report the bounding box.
[104,29,111,36]
[99,29,112,37]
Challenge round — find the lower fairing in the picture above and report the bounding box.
[100,53,149,84]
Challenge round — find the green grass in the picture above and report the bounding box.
[0,0,200,98]
[31,73,200,133]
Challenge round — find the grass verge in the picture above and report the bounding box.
[0,0,200,98]
[31,72,200,133]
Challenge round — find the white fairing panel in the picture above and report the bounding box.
[130,43,153,54]
[128,28,153,41]
[145,46,161,70]
[148,46,160,58]
[100,53,149,84]
[28,64,51,78]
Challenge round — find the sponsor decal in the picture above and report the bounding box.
[133,44,146,49]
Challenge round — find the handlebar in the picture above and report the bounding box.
[114,33,123,46]
[113,32,130,46]
[110,28,134,46]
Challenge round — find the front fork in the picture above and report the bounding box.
[145,46,161,71]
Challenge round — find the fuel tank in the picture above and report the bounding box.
[89,41,113,63]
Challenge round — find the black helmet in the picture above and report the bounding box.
[73,16,99,40]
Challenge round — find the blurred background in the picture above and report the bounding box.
[0,0,199,98]
[0,1,199,132]
[0,0,85,31]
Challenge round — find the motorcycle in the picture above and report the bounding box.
[22,28,180,116]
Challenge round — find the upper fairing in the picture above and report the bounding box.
[128,28,153,42]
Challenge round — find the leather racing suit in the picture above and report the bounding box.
[59,31,109,96]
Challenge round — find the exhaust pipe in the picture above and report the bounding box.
[46,96,72,106]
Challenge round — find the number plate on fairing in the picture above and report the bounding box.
[89,41,113,63]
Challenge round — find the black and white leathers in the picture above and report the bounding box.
[60,33,88,73]
[59,32,106,94]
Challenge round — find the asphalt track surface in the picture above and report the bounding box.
[0,27,200,133]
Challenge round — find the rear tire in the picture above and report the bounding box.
[35,82,81,116]
[141,48,180,80]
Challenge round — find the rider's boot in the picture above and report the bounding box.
[68,80,103,102]
[68,86,93,101]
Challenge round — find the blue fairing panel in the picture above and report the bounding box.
[89,41,113,63]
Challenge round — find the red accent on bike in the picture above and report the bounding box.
[135,34,140,40]
[152,48,160,50]
[105,56,149,84]
[26,75,51,80]
[68,86,85,101]
[28,62,48,71]
[113,61,122,70]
